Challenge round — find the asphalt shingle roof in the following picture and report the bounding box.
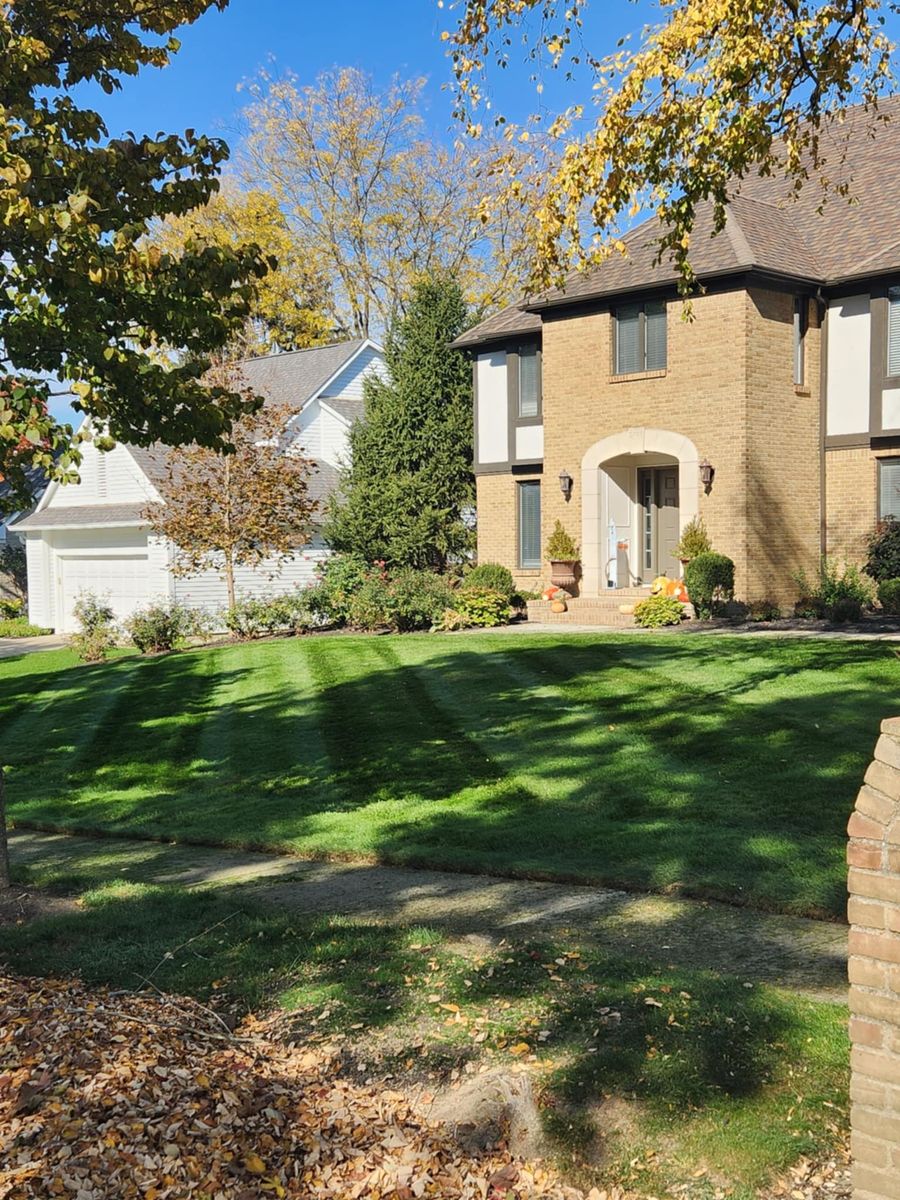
[13,503,147,531]
[455,96,900,346]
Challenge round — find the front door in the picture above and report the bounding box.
[637,467,680,583]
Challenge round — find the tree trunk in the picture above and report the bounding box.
[224,550,236,613]
[0,765,10,890]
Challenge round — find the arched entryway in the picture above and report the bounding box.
[580,429,700,594]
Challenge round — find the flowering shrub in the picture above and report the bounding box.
[125,602,206,654]
[70,592,117,662]
[224,593,314,639]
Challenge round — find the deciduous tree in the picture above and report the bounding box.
[325,276,474,571]
[145,386,318,612]
[0,1,271,509]
[448,0,895,292]
[153,183,336,356]
[240,66,541,337]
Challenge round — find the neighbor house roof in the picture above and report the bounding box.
[233,339,371,412]
[13,503,148,531]
[454,95,900,346]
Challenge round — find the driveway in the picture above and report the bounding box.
[0,634,67,658]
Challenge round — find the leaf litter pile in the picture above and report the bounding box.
[0,973,597,1200]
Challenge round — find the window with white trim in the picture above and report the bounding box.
[614,299,667,374]
[888,288,900,377]
[517,480,541,569]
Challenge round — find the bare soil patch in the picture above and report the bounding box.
[0,887,77,927]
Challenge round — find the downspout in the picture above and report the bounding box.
[816,287,827,560]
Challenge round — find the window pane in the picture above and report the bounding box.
[888,290,900,376]
[518,481,541,568]
[880,458,900,519]
[615,305,641,374]
[644,300,667,371]
[518,345,539,417]
[793,298,805,386]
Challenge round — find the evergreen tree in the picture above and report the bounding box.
[326,277,474,571]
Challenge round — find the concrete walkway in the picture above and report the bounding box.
[0,634,67,658]
[9,828,849,1000]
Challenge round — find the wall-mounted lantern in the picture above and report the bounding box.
[558,469,574,501]
[699,459,715,494]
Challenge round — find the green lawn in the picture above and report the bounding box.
[1,631,897,917]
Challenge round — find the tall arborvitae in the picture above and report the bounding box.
[326,276,474,570]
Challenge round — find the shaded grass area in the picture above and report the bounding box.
[0,878,848,1199]
[1,632,896,916]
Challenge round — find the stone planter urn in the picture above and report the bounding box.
[549,559,579,592]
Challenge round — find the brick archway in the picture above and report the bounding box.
[580,428,701,594]
[848,716,900,1200]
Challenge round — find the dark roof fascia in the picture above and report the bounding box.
[452,327,542,354]
[823,267,900,295]
[525,266,823,316]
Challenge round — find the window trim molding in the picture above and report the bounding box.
[508,342,543,427]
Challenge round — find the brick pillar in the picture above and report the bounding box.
[848,716,900,1200]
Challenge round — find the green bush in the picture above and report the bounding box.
[674,516,712,561]
[70,592,117,663]
[464,562,515,598]
[305,553,373,626]
[865,518,900,583]
[0,617,51,637]
[0,596,24,620]
[793,560,874,621]
[443,586,511,629]
[633,594,684,628]
[877,578,900,615]
[345,575,394,631]
[684,552,735,619]
[124,602,206,653]
[224,593,315,639]
[747,598,782,622]
[387,568,455,631]
[545,520,578,561]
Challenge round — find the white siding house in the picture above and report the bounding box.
[13,339,383,632]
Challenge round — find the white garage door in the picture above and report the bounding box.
[59,555,150,632]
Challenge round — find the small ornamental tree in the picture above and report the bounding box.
[325,275,474,570]
[145,386,318,612]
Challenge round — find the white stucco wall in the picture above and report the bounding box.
[826,295,871,436]
[476,351,508,465]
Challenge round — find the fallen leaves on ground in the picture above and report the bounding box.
[0,973,591,1199]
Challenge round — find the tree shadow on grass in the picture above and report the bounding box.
[1,634,896,920]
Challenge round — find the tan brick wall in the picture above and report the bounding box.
[826,447,896,567]
[848,716,900,1200]
[476,285,823,607]
[475,472,543,592]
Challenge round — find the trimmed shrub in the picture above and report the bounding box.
[545,521,578,561]
[70,592,117,663]
[633,594,684,628]
[125,602,205,654]
[464,562,515,598]
[865,518,900,583]
[445,586,511,629]
[674,516,712,561]
[684,552,735,619]
[877,578,900,615]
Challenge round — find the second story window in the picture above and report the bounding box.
[888,287,900,377]
[614,299,666,375]
[517,344,540,417]
[793,297,808,386]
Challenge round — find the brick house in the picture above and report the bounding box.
[453,99,900,614]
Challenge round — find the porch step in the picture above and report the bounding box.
[526,592,651,628]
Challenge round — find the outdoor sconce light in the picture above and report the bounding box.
[558,469,574,501]
[699,458,715,494]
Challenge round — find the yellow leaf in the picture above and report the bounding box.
[510,1041,531,1056]
[244,1153,267,1175]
